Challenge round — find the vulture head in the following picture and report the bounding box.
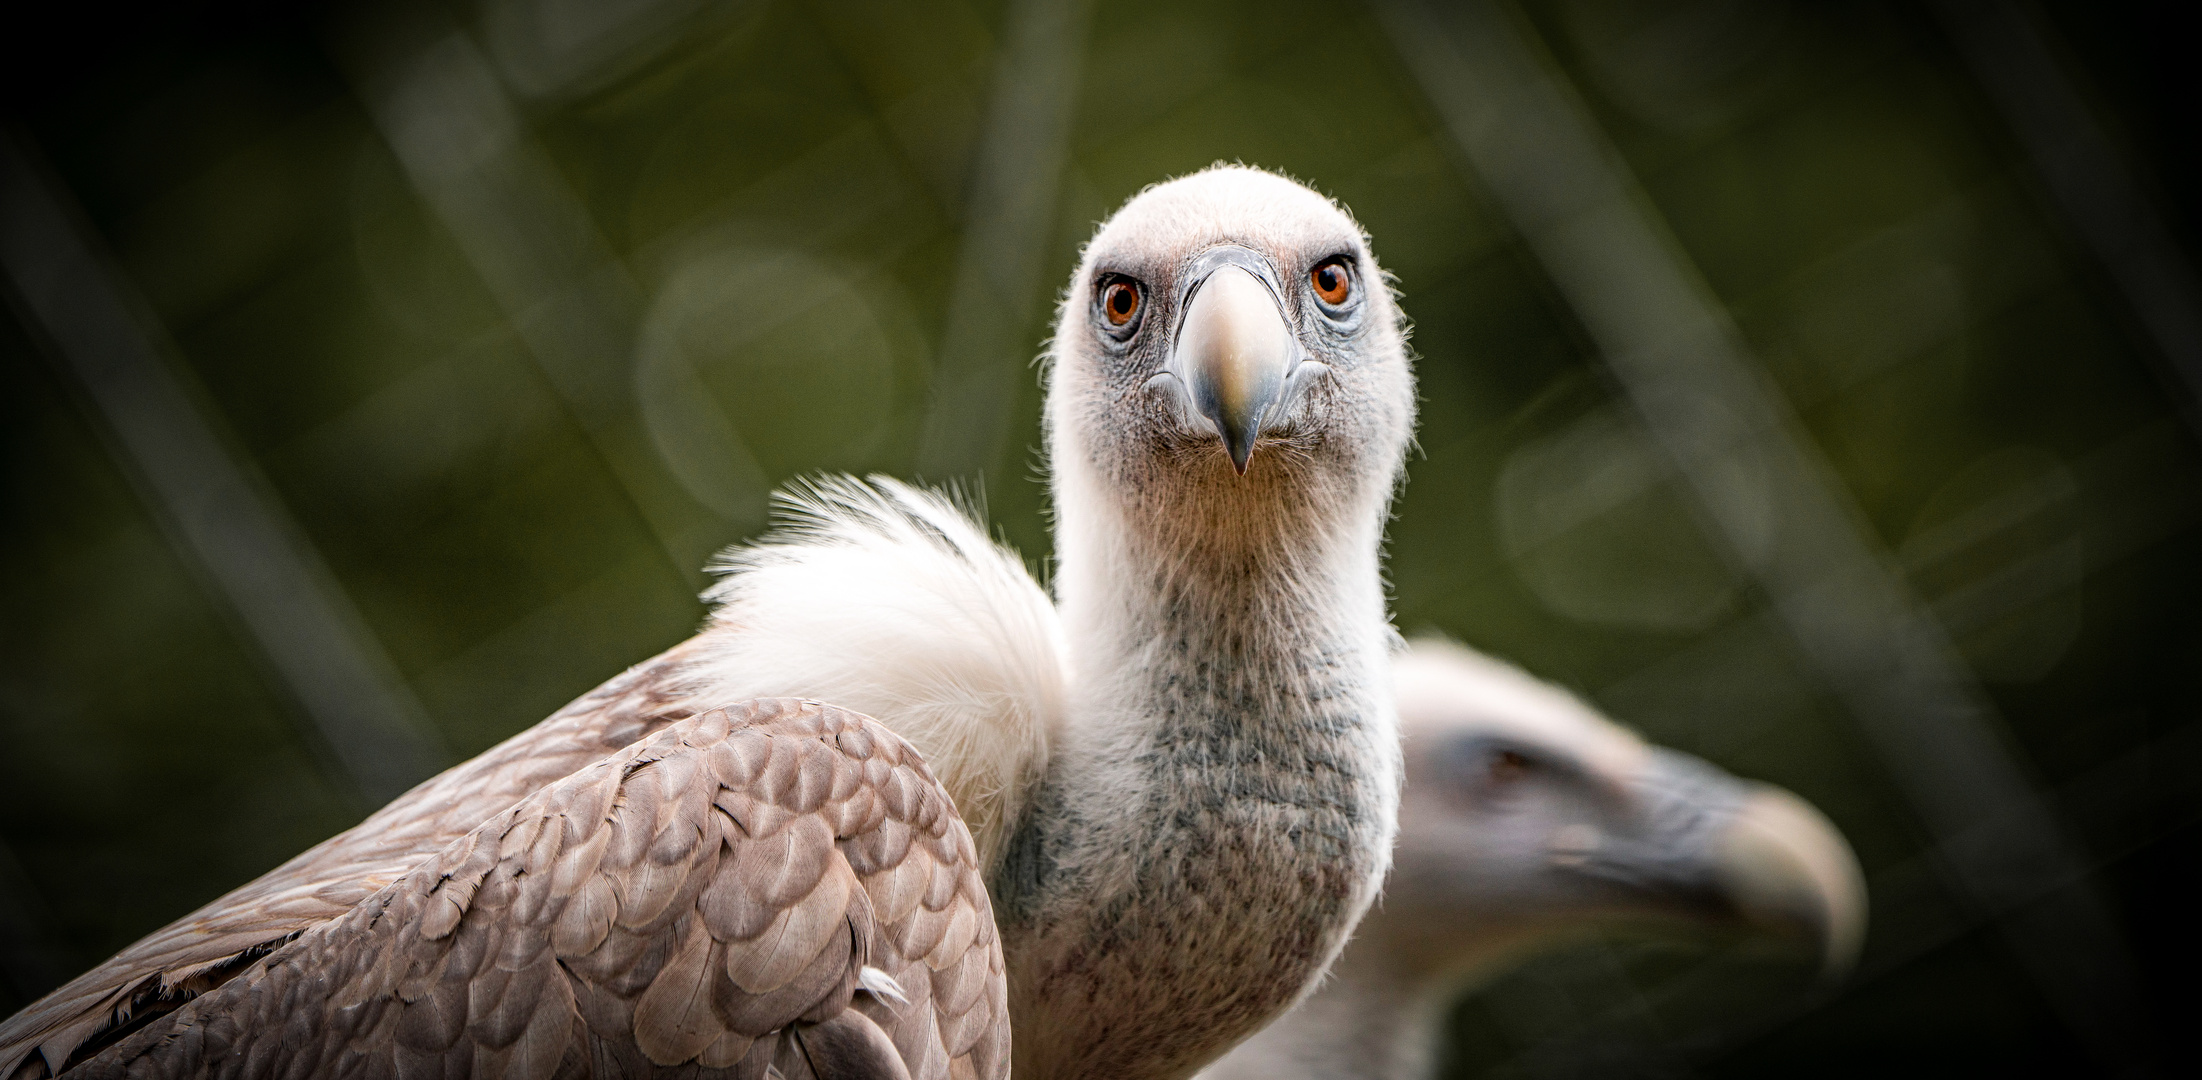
[1374,639,1868,985]
[1010,166,1415,1080]
[1047,166,1414,556]
[1202,640,1868,1080]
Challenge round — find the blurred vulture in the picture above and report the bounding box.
[1203,640,1867,1080]
[0,166,1418,1080]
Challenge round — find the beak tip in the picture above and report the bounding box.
[1717,786,1870,978]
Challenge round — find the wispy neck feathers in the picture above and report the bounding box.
[687,475,1063,872]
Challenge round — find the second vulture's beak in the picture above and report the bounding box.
[1712,785,1869,978]
[1558,749,1869,978]
[1156,246,1325,474]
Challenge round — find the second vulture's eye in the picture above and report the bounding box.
[1102,279,1142,329]
[1310,258,1354,310]
[1489,749,1532,783]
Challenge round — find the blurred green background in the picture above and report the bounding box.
[2,0,2196,1075]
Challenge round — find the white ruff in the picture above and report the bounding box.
[685,475,1065,871]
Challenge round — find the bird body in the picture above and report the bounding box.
[56,700,1005,1080]
[1201,640,1868,1080]
[2,166,1418,1080]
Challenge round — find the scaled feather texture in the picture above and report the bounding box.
[65,700,1007,1080]
[0,480,1048,1080]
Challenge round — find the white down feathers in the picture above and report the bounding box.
[688,476,1065,872]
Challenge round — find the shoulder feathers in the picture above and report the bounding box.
[686,476,1065,874]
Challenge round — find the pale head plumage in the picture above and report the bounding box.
[1047,165,1415,561]
[1379,639,1865,981]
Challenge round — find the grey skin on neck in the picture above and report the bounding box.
[991,167,1416,1080]
[996,467,1399,1080]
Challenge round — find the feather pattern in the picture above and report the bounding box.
[0,639,706,1079]
[40,701,1006,1080]
[0,478,1053,1080]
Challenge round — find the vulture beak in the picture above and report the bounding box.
[1557,749,1868,978]
[1711,784,1869,979]
[1153,245,1324,474]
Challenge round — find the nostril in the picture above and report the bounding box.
[1266,360,1331,434]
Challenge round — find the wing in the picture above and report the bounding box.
[688,476,1064,874]
[1,475,1056,1077]
[0,640,708,1077]
[65,700,1009,1080]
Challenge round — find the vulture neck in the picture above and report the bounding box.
[999,451,1400,1080]
[1203,920,1542,1080]
[1202,945,1443,1080]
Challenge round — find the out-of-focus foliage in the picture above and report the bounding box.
[1,0,2196,1076]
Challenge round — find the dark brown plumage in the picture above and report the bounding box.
[1,688,1006,1080]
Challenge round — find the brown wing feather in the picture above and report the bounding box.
[0,640,711,1079]
[56,699,1008,1080]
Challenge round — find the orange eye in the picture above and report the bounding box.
[1311,260,1353,307]
[1102,281,1141,327]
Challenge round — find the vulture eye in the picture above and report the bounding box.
[1489,749,1532,783]
[1100,278,1143,332]
[1310,258,1354,309]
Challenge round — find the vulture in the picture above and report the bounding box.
[1202,640,1867,1080]
[0,165,1418,1080]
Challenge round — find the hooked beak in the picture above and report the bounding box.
[1149,246,1327,474]
[1558,750,1868,978]
[1712,785,1869,979]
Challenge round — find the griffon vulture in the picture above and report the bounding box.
[0,165,1416,1080]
